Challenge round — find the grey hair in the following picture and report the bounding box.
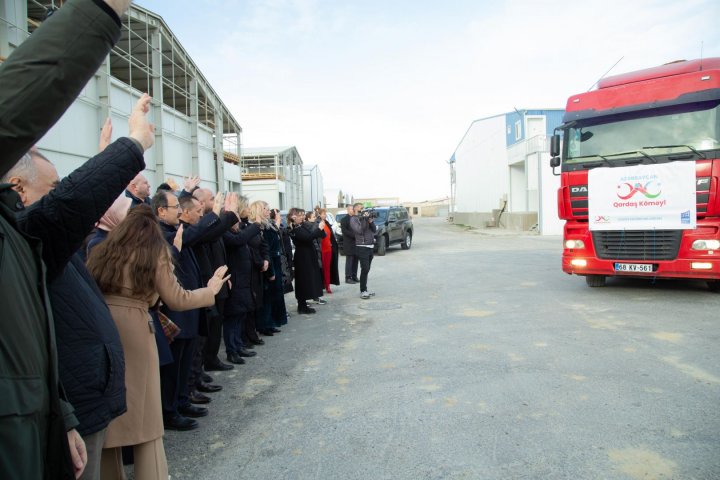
[1,152,35,184]
[1,151,52,184]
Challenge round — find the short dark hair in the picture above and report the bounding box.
[179,195,198,212]
[353,203,363,209]
[156,183,173,193]
[151,191,173,215]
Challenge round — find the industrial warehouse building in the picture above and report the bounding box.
[240,147,305,210]
[450,109,565,235]
[0,1,243,192]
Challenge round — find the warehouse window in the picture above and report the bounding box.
[514,120,521,141]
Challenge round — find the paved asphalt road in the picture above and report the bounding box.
[162,217,719,480]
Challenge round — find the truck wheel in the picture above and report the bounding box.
[401,231,412,250]
[376,235,387,256]
[585,275,606,287]
[708,280,720,292]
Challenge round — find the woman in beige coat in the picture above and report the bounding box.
[87,205,229,480]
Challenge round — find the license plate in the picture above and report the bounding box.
[614,263,654,273]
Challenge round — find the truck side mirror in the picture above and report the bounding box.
[549,156,560,176]
[550,134,561,157]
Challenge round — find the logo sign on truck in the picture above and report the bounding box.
[588,162,696,231]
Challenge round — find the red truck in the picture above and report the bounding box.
[549,58,720,291]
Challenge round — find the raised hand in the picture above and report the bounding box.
[103,0,133,17]
[183,175,201,193]
[128,93,155,151]
[99,117,112,152]
[173,224,184,252]
[208,266,231,294]
[213,192,225,216]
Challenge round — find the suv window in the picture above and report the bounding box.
[398,209,408,220]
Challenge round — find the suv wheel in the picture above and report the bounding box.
[376,235,387,256]
[401,231,412,250]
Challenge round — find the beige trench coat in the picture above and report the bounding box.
[103,260,215,448]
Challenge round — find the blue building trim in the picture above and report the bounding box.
[505,109,565,147]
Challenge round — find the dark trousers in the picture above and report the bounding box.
[223,313,244,356]
[188,335,205,390]
[241,310,260,344]
[356,247,373,292]
[160,337,196,416]
[203,302,224,366]
[344,252,358,280]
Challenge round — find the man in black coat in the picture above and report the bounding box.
[0,1,139,478]
[190,189,246,371]
[340,205,359,283]
[154,192,234,430]
[4,97,153,478]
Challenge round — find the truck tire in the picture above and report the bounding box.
[376,235,387,256]
[401,231,412,250]
[585,275,606,287]
[708,280,720,292]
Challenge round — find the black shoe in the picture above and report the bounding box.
[244,343,255,350]
[352,277,360,282]
[201,373,214,383]
[270,328,281,333]
[226,353,245,365]
[205,361,234,372]
[238,349,257,357]
[259,329,274,336]
[346,278,357,284]
[164,414,199,431]
[189,391,211,404]
[298,305,316,314]
[250,338,265,346]
[178,404,208,418]
[197,382,222,393]
[313,298,327,305]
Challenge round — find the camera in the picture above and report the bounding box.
[360,208,378,219]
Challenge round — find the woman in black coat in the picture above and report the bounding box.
[289,209,326,314]
[223,209,264,363]
[256,206,288,334]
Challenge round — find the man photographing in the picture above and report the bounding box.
[350,203,377,299]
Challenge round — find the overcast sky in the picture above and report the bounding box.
[137,0,719,202]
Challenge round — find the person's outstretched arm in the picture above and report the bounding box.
[0,0,129,176]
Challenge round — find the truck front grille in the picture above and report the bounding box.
[591,230,682,260]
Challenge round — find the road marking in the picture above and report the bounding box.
[608,447,677,480]
[662,356,720,384]
[461,308,495,318]
[651,332,683,344]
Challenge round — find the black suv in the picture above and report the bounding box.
[335,206,414,256]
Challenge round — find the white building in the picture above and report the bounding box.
[303,165,324,211]
[450,109,565,235]
[240,147,303,210]
[0,2,243,192]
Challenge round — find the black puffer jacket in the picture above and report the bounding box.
[49,254,126,437]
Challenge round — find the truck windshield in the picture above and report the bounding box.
[565,100,720,165]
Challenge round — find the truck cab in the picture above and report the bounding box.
[550,58,720,291]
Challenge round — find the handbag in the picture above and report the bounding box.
[157,310,181,343]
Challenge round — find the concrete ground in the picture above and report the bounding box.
[160,217,719,480]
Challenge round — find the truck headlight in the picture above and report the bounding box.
[565,240,585,249]
[691,240,720,250]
